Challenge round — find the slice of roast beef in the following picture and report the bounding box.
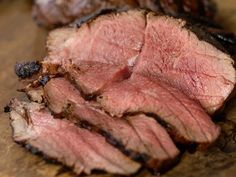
[43,10,145,67]
[43,78,180,169]
[41,10,235,114]
[9,99,140,175]
[98,74,220,145]
[133,13,235,114]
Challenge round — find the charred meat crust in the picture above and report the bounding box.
[71,7,134,28]
[183,21,228,54]
[57,110,154,166]
[15,61,41,79]
[72,118,178,171]
[4,105,11,113]
[38,75,51,86]
[9,100,141,175]
[77,120,150,163]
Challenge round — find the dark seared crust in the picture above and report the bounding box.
[38,75,51,86]
[206,28,236,56]
[70,118,151,164]
[4,105,11,113]
[71,7,135,28]
[140,10,231,56]
[184,21,229,54]
[75,119,178,171]
[15,61,41,79]
[45,98,178,170]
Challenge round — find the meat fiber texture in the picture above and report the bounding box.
[44,78,180,169]
[9,10,236,176]
[43,10,235,114]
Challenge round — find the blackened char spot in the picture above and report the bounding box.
[55,166,72,177]
[39,75,50,86]
[145,113,170,128]
[4,105,11,113]
[212,32,236,45]
[184,22,228,54]
[25,144,41,155]
[15,61,41,79]
[99,130,150,163]
[72,7,130,28]
[78,120,93,131]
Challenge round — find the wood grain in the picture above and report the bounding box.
[0,1,236,177]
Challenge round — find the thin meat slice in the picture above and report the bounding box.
[127,114,179,167]
[44,78,179,169]
[98,74,220,144]
[68,61,131,95]
[134,13,235,114]
[9,99,140,175]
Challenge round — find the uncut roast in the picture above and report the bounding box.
[8,10,235,175]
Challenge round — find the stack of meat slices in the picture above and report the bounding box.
[9,10,235,175]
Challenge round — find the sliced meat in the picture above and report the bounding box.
[133,13,235,114]
[98,74,220,144]
[127,114,179,168]
[68,61,131,95]
[9,99,140,175]
[44,10,145,67]
[42,11,235,114]
[44,78,180,169]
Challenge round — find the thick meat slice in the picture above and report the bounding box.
[98,74,220,144]
[43,11,235,114]
[68,61,131,95]
[44,78,180,169]
[44,10,145,66]
[9,99,140,175]
[133,13,235,114]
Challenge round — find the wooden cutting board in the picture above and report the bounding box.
[0,1,236,177]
